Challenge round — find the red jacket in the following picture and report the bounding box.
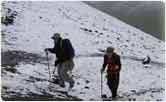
[102,53,121,74]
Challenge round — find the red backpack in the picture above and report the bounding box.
[107,56,117,74]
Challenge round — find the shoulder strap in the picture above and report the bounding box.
[60,39,63,49]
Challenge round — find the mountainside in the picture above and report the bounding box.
[1,1,165,101]
[85,1,165,40]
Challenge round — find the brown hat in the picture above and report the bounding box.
[51,33,61,40]
[106,47,114,53]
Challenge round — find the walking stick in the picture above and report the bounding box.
[101,72,107,99]
[52,66,57,75]
[101,71,103,98]
[46,51,51,81]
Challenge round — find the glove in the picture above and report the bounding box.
[54,60,59,66]
[44,48,49,53]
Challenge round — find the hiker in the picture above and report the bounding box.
[45,33,75,89]
[142,55,151,65]
[101,47,121,99]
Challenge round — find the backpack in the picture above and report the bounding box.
[106,53,121,74]
[61,39,75,58]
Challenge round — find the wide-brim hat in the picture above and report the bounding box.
[106,46,114,53]
[51,33,61,39]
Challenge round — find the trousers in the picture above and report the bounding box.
[107,72,120,98]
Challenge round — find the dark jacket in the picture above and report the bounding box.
[48,38,75,65]
[102,53,121,73]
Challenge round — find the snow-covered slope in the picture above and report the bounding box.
[2,1,164,62]
[1,1,165,101]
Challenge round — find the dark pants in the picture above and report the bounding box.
[107,72,120,98]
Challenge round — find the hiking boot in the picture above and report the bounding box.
[59,81,65,88]
[102,94,107,98]
[60,84,65,88]
[52,78,60,84]
[112,97,117,100]
[111,95,117,100]
[69,81,75,89]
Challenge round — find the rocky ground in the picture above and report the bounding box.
[1,50,165,101]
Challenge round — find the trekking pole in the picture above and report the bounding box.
[46,51,51,81]
[52,66,57,75]
[101,71,103,98]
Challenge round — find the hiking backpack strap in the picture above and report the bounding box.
[60,39,63,49]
